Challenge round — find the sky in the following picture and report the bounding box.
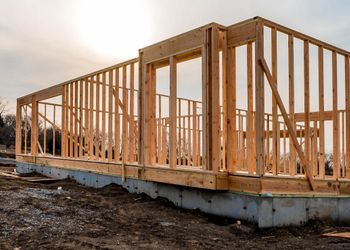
[1,0,350,113]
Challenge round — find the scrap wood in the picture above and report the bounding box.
[321,232,350,239]
[0,170,58,183]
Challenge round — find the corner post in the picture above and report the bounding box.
[202,25,221,172]
[254,19,265,176]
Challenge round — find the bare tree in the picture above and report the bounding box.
[0,97,8,117]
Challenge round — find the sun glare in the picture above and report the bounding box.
[77,0,152,59]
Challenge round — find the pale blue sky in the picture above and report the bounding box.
[1,0,350,112]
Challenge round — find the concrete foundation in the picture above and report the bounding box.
[16,162,350,228]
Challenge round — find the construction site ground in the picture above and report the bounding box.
[1,164,350,249]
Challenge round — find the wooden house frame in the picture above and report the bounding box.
[16,17,350,196]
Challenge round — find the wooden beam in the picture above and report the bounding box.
[247,42,254,174]
[74,81,79,158]
[346,55,350,179]
[102,72,107,160]
[288,34,296,176]
[122,66,128,163]
[227,20,256,47]
[271,27,278,176]
[129,64,136,162]
[227,47,237,173]
[332,51,340,178]
[259,57,315,190]
[108,70,113,162]
[89,77,94,159]
[169,56,177,168]
[304,40,310,174]
[95,74,100,160]
[16,101,22,155]
[254,20,265,176]
[318,46,325,179]
[114,68,120,161]
[31,96,38,156]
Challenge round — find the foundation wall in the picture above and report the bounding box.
[16,162,350,228]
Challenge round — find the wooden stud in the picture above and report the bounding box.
[260,57,315,190]
[345,56,350,179]
[318,47,325,179]
[74,81,79,158]
[332,51,339,178]
[108,70,113,162]
[69,83,74,158]
[271,28,278,176]
[169,56,177,168]
[288,34,296,176]
[254,20,265,176]
[247,42,254,174]
[102,72,107,160]
[227,46,237,173]
[304,40,311,173]
[114,69,120,161]
[95,74,100,160]
[79,80,83,158]
[89,77,94,159]
[129,64,135,162]
[16,101,22,155]
[122,66,128,163]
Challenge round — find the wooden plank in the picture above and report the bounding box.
[69,83,74,158]
[221,29,227,171]
[271,28,278,176]
[16,101,22,155]
[157,96,161,163]
[169,56,177,168]
[192,101,198,166]
[43,104,46,155]
[17,58,138,105]
[318,47,325,178]
[79,80,83,158]
[227,20,256,47]
[304,40,311,173]
[141,25,204,63]
[187,100,192,166]
[114,69,120,161]
[74,81,79,158]
[322,232,350,239]
[53,105,56,156]
[254,20,265,176]
[259,57,315,190]
[247,42,254,174]
[178,100,181,165]
[311,121,318,176]
[61,86,66,157]
[89,77,94,159]
[18,154,228,190]
[31,96,38,156]
[102,72,107,160]
[108,70,113,162]
[95,74,100,160]
[346,56,350,179]
[332,51,339,178]
[226,47,237,173]
[24,106,28,154]
[211,26,221,172]
[288,34,296,176]
[122,66,128,163]
[129,64,135,162]
[202,26,221,172]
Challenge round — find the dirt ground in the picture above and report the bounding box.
[1,165,350,249]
